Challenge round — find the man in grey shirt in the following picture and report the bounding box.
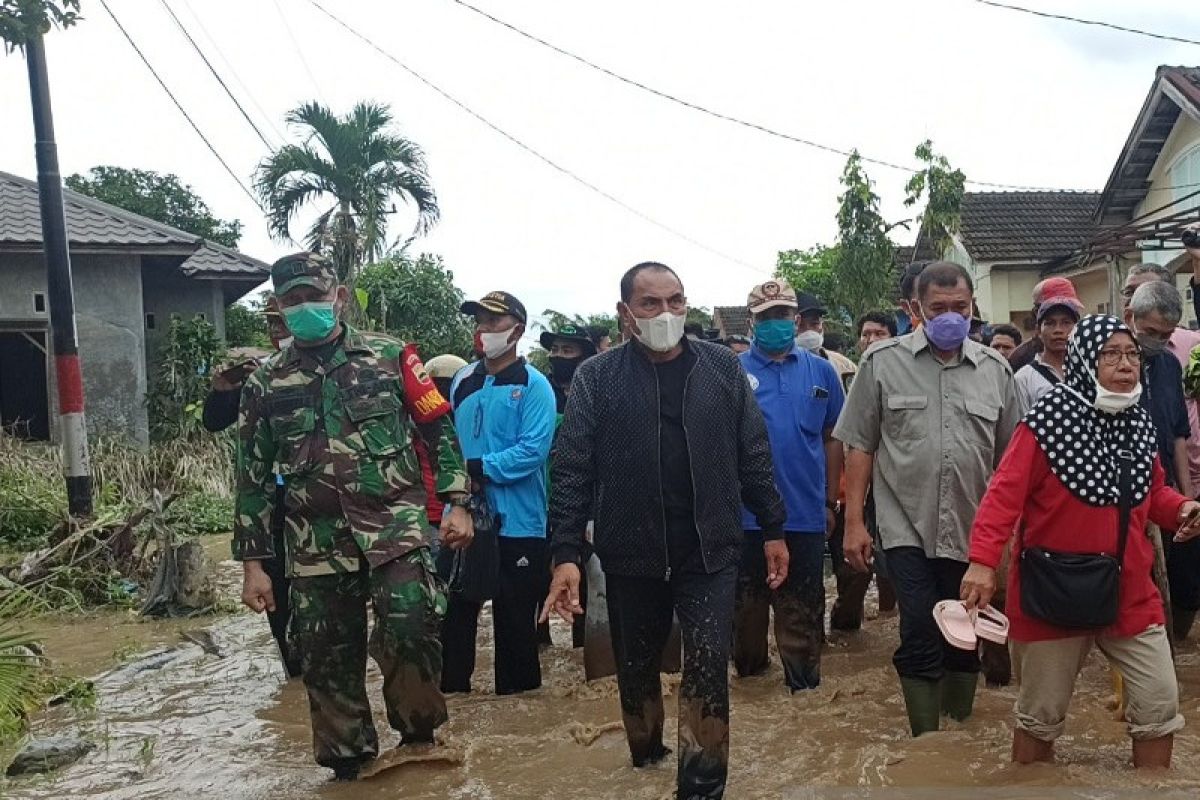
[835,261,1019,737]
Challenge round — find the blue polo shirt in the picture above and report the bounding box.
[740,345,845,533]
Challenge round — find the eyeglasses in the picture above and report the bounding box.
[1097,348,1142,366]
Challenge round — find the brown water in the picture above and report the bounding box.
[8,544,1200,799]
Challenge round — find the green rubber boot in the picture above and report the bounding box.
[941,671,979,722]
[899,677,942,737]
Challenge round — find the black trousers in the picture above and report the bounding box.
[885,547,978,681]
[733,532,825,690]
[1165,533,1200,612]
[262,485,301,678]
[607,565,737,800]
[440,536,546,695]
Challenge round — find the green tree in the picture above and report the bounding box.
[65,167,242,247]
[145,315,224,441]
[904,139,966,259]
[223,301,268,348]
[776,245,840,308]
[832,151,898,321]
[0,0,79,51]
[775,153,898,331]
[356,253,473,359]
[255,101,438,285]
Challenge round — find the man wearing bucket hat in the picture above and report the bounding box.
[233,252,473,780]
[540,322,598,411]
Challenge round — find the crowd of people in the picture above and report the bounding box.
[217,223,1200,799]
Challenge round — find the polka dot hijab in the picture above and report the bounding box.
[1024,314,1156,507]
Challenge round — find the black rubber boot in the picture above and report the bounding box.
[329,758,362,782]
[941,671,978,722]
[899,677,941,737]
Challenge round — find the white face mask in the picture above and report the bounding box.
[1091,370,1143,414]
[795,330,823,352]
[632,311,686,353]
[479,328,516,361]
[277,336,294,350]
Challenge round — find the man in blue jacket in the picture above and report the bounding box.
[443,291,556,695]
[733,280,844,692]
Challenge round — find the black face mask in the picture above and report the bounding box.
[549,356,584,387]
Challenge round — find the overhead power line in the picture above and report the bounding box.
[156,0,276,150]
[443,0,1070,192]
[98,0,263,209]
[272,0,329,105]
[972,0,1200,47]
[303,0,768,274]
[177,0,288,142]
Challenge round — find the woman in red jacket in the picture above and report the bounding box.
[962,315,1200,769]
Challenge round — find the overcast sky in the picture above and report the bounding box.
[1,0,1196,335]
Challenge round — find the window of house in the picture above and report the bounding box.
[33,292,46,314]
[1171,144,1200,202]
[145,313,156,330]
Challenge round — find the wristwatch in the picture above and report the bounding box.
[825,499,843,514]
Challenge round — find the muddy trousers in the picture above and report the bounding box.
[606,565,737,800]
[289,550,448,769]
[733,532,825,690]
[440,537,546,695]
[886,547,979,680]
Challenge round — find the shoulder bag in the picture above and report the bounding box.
[1018,449,1133,629]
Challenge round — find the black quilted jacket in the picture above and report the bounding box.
[549,338,785,579]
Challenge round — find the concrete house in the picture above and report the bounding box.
[0,171,268,445]
[922,66,1200,332]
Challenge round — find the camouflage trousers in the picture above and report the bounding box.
[733,532,826,692]
[290,548,448,768]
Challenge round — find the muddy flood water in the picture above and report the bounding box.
[9,537,1200,799]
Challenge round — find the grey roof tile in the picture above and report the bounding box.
[0,170,267,278]
[919,191,1101,263]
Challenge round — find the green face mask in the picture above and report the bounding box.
[282,301,337,342]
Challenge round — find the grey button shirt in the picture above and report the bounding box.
[833,328,1020,562]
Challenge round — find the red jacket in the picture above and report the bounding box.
[969,422,1187,642]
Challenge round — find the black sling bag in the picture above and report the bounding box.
[1019,449,1133,629]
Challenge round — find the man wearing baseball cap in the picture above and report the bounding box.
[1013,280,1083,414]
[732,279,844,691]
[442,290,556,695]
[234,252,473,780]
[1009,277,1075,371]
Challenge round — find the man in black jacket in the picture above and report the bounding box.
[542,262,787,800]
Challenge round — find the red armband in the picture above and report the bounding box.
[400,343,452,423]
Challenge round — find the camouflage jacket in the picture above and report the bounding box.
[232,327,469,577]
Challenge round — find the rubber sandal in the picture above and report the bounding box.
[933,600,978,651]
[974,605,1010,645]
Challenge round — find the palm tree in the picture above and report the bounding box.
[255,101,439,284]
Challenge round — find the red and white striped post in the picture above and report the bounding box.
[25,33,92,516]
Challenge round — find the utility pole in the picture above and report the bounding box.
[24,33,93,516]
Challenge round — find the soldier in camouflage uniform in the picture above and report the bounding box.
[233,252,473,781]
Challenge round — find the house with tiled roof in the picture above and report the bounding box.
[0,170,269,444]
[917,66,1200,331]
[713,305,751,339]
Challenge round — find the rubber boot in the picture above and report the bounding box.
[941,671,978,722]
[899,677,942,737]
